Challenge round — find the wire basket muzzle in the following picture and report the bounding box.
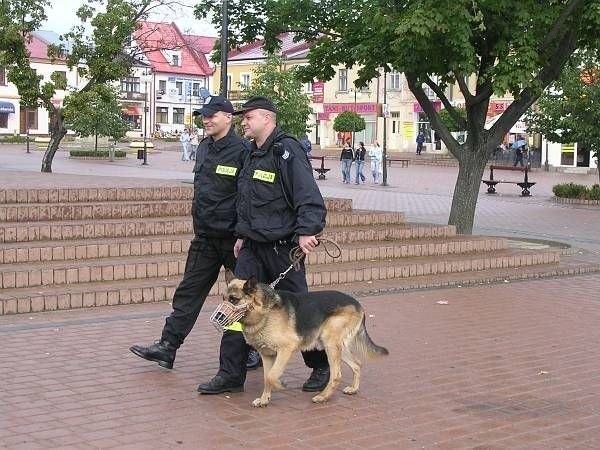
[209,301,248,332]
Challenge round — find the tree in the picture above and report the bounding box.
[526,51,600,183]
[0,0,180,173]
[196,0,600,234]
[243,55,312,138]
[438,108,467,133]
[63,84,129,151]
[333,110,365,146]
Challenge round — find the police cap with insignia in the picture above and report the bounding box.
[193,95,235,117]
[233,96,278,115]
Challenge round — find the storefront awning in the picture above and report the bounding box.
[0,101,15,114]
[122,106,142,115]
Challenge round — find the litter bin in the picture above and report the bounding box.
[137,149,144,160]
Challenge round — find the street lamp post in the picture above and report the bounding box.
[141,70,152,166]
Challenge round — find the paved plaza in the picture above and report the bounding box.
[1,144,600,449]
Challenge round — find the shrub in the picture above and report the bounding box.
[0,135,29,143]
[69,150,126,158]
[553,182,599,200]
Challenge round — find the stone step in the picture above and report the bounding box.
[0,210,406,243]
[0,246,558,297]
[2,249,589,316]
[0,230,502,266]
[0,200,191,222]
[0,186,193,204]
[0,187,354,212]
[321,223,457,243]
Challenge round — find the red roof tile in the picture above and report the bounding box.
[134,21,213,76]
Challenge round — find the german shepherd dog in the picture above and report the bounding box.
[223,270,389,407]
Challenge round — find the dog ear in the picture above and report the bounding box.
[224,269,236,285]
[243,276,258,295]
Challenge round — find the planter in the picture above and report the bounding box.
[553,196,600,206]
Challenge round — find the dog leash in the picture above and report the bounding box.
[269,235,342,288]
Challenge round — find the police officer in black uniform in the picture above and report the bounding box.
[129,95,247,369]
[197,96,330,395]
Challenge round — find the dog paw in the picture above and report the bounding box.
[343,386,358,395]
[252,397,270,407]
[311,394,328,403]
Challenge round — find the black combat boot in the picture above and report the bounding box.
[246,349,263,370]
[301,367,330,392]
[129,340,176,369]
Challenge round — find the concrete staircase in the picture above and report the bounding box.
[0,185,581,315]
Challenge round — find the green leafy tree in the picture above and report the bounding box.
[241,55,312,138]
[333,110,365,146]
[526,51,600,183]
[63,84,129,151]
[196,0,600,234]
[0,0,177,173]
[438,108,467,133]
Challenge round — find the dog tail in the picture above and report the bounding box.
[352,315,389,358]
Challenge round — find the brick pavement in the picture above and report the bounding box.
[2,144,600,449]
[1,274,600,449]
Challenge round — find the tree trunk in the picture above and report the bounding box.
[448,144,489,235]
[41,110,67,173]
[95,130,98,153]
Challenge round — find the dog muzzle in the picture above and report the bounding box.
[209,302,248,332]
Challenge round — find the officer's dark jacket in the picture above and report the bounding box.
[236,127,326,243]
[192,127,247,238]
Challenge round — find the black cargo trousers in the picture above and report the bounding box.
[161,235,237,348]
[217,238,329,385]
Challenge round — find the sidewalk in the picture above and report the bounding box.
[1,144,600,449]
[1,274,600,449]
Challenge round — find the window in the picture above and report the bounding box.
[240,73,250,89]
[227,74,232,92]
[389,71,401,90]
[121,77,140,93]
[176,81,183,96]
[560,143,575,166]
[158,80,166,93]
[304,81,314,93]
[417,112,432,143]
[338,69,348,91]
[156,107,168,123]
[172,54,179,66]
[52,71,67,89]
[192,82,201,97]
[173,108,184,124]
[0,114,7,128]
[26,109,38,130]
[0,66,6,86]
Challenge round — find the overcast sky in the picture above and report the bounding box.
[42,0,217,36]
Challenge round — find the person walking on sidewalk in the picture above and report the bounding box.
[129,96,246,370]
[340,138,354,184]
[416,131,425,155]
[197,96,330,395]
[354,141,367,184]
[180,128,191,161]
[369,141,382,184]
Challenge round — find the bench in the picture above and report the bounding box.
[387,158,410,168]
[482,165,535,196]
[308,155,330,180]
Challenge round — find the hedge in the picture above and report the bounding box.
[553,183,600,200]
[0,135,29,143]
[69,150,127,158]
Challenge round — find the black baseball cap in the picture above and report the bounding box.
[233,96,278,115]
[193,95,235,116]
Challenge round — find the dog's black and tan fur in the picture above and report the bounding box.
[224,270,389,407]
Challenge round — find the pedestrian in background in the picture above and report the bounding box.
[354,141,367,184]
[180,128,191,161]
[512,136,527,167]
[189,130,199,160]
[416,131,425,155]
[369,141,382,184]
[340,138,354,184]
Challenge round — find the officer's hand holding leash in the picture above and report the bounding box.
[233,238,244,258]
[298,235,319,254]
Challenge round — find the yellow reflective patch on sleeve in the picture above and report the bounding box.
[252,169,276,183]
[215,165,238,176]
[224,321,244,332]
